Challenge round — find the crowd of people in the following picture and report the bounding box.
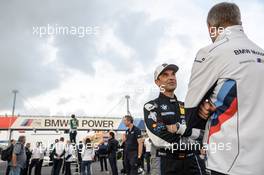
[1,125,154,175]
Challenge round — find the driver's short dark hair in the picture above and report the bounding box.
[124,115,134,124]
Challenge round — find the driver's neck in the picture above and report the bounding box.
[162,91,175,98]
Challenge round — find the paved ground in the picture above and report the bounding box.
[0,160,122,175]
[0,160,128,175]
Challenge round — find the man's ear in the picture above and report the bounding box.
[208,23,213,35]
[208,23,218,42]
[155,79,160,86]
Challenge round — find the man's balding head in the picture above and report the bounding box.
[207,2,242,42]
[207,2,241,27]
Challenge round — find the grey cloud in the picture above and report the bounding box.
[57,97,72,106]
[0,0,208,115]
[114,12,167,65]
[0,1,61,111]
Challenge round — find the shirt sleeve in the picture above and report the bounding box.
[92,149,95,157]
[184,46,226,135]
[69,145,73,155]
[135,128,142,140]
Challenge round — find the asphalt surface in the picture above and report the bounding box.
[0,160,128,175]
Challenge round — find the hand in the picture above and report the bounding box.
[198,99,216,120]
[136,157,142,167]
[122,133,127,142]
[166,124,177,133]
[200,148,206,155]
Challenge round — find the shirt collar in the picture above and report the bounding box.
[127,125,135,132]
[159,93,177,103]
[215,25,246,42]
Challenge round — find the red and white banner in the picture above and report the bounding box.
[0,116,122,130]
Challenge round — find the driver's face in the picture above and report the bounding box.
[155,69,177,93]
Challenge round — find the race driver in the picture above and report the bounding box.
[184,2,264,175]
[144,63,205,175]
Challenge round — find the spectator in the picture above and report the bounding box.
[9,136,27,175]
[29,142,41,175]
[37,142,45,175]
[81,137,94,175]
[51,137,65,175]
[107,131,119,175]
[49,139,59,175]
[5,139,16,175]
[65,140,74,175]
[98,140,108,172]
[22,143,32,175]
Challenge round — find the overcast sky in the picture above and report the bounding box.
[0,0,263,118]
